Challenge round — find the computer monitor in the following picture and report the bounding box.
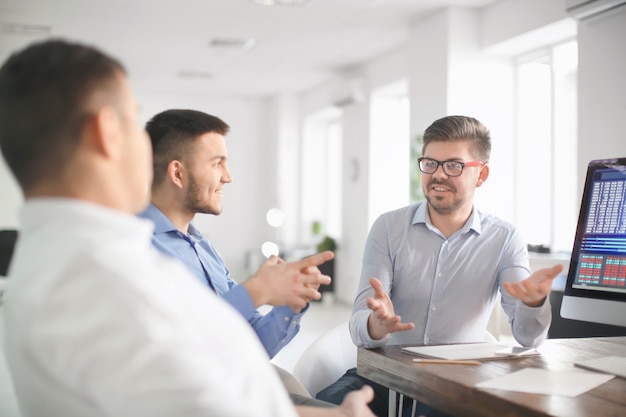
[561,157,626,328]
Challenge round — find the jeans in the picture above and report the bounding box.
[289,393,336,408]
[315,367,449,417]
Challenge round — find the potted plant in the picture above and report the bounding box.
[316,235,337,293]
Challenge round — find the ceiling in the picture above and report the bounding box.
[0,0,498,98]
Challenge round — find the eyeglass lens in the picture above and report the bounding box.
[419,158,465,176]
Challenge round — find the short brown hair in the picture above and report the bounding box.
[145,109,230,187]
[422,115,491,162]
[0,39,125,191]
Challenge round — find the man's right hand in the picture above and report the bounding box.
[366,277,414,340]
[295,386,376,417]
[335,385,376,417]
[243,251,334,312]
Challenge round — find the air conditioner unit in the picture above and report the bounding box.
[331,77,366,108]
[566,0,626,20]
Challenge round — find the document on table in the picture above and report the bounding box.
[401,342,538,361]
[475,368,614,397]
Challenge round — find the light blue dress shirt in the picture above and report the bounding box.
[350,201,552,349]
[140,204,303,358]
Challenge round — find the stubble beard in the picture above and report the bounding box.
[185,175,222,216]
[424,179,464,216]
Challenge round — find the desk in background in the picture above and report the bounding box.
[357,337,626,417]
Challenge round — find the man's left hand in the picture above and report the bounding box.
[503,264,564,307]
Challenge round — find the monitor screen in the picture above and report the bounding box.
[560,157,626,328]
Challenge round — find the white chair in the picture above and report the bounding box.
[292,321,356,397]
[272,363,313,398]
[484,330,498,343]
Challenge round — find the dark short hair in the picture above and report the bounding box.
[0,39,125,192]
[146,109,230,187]
[422,115,491,162]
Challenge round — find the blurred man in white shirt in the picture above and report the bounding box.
[0,39,374,417]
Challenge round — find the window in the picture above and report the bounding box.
[369,80,410,226]
[300,108,342,243]
[514,40,578,252]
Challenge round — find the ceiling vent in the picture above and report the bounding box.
[177,71,213,80]
[209,38,256,51]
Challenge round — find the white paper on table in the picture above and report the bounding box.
[475,368,614,397]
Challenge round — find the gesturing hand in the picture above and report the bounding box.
[296,386,376,417]
[336,385,376,417]
[366,277,414,340]
[503,264,564,307]
[243,251,334,312]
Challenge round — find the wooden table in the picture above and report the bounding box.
[357,337,626,417]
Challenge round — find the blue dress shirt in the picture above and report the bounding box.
[139,204,303,358]
[350,201,552,349]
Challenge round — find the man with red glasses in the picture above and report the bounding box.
[316,115,564,417]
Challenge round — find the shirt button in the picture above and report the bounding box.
[431,306,436,311]
[284,317,290,322]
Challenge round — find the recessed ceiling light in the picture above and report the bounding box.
[252,0,316,7]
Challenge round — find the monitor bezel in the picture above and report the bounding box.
[563,157,626,304]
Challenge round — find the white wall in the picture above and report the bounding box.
[336,100,372,304]
[272,94,302,250]
[576,5,626,190]
[481,0,571,48]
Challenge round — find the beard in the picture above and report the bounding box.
[424,179,464,215]
[184,174,222,215]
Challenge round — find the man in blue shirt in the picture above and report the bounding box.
[139,109,335,407]
[315,115,564,416]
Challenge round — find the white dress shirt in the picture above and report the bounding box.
[2,198,297,417]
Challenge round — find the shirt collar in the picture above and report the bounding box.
[412,201,483,235]
[141,203,178,234]
[464,208,482,235]
[141,203,203,240]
